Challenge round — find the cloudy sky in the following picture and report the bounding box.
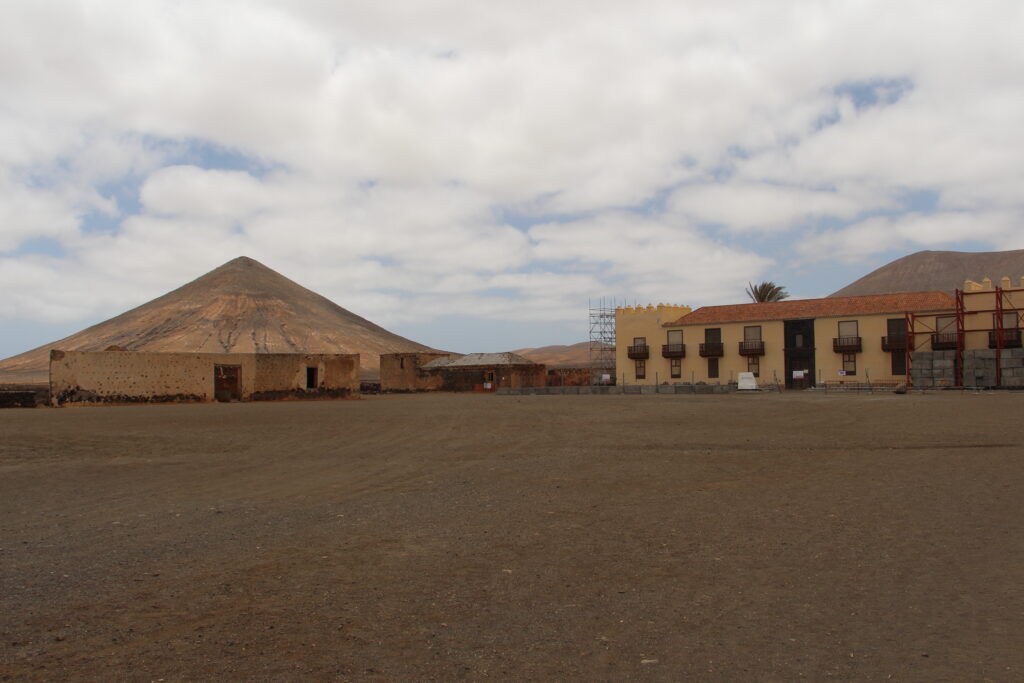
[2,0,1023,357]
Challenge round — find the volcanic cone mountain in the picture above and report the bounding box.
[830,249,1024,297]
[0,256,435,383]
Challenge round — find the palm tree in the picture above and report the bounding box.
[746,281,789,303]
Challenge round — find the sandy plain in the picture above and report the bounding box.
[2,391,1023,681]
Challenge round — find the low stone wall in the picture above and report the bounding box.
[497,384,737,396]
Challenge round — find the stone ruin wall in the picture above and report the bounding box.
[50,350,359,405]
[379,353,458,392]
[546,367,593,387]
[250,353,359,400]
[427,364,548,392]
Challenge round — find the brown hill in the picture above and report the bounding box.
[830,249,1024,297]
[0,256,434,383]
[513,341,602,367]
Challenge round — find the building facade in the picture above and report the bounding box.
[614,304,691,386]
[616,292,957,388]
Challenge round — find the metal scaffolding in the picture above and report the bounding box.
[906,285,1024,388]
[588,297,617,384]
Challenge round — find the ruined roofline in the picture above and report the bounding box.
[963,276,1024,292]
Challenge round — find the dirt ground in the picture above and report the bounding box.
[2,392,1023,681]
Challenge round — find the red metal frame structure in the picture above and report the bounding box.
[904,310,939,388]
[955,289,965,387]
[962,285,1024,388]
[995,288,1004,384]
[907,284,1024,388]
[905,292,965,388]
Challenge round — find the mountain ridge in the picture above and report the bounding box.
[829,249,1024,297]
[0,256,434,383]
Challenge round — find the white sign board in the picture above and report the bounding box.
[792,370,805,379]
[737,371,758,390]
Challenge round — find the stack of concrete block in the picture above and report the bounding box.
[930,350,957,387]
[997,349,1024,387]
[910,351,934,387]
[911,348,1024,388]
[962,349,997,387]
[911,350,957,387]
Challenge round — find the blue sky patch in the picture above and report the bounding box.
[834,77,914,110]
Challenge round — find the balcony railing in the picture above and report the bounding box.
[626,344,650,360]
[931,332,959,350]
[881,335,907,352]
[661,343,686,358]
[988,329,1023,348]
[832,336,862,353]
[699,342,724,357]
[737,340,765,356]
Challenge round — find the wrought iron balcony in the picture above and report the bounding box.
[661,343,686,358]
[988,329,1023,348]
[881,335,907,351]
[626,344,650,360]
[832,336,862,353]
[699,342,724,357]
[931,332,959,350]
[737,340,765,356]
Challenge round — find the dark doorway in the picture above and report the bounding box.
[306,367,318,389]
[888,318,907,375]
[783,319,815,389]
[214,365,241,402]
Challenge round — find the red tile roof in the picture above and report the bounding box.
[666,291,956,326]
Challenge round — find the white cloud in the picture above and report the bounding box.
[797,211,1023,264]
[668,182,874,232]
[529,213,772,305]
[2,0,1024,357]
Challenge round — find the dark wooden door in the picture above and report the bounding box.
[788,356,813,389]
[214,365,241,402]
[784,320,815,389]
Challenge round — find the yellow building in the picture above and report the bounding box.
[614,304,691,385]
[616,292,955,388]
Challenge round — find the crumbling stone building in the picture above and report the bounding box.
[418,353,546,392]
[379,352,460,392]
[50,350,359,405]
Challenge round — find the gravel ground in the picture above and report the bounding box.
[2,391,1023,681]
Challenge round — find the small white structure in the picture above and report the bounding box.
[737,372,759,391]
